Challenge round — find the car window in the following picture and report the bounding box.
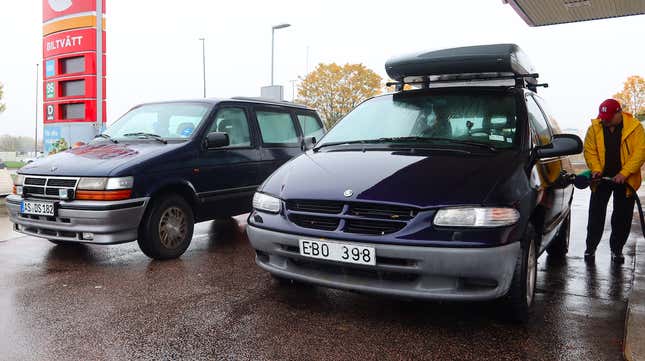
[525,96,552,145]
[105,103,211,140]
[318,93,518,149]
[532,95,562,134]
[297,114,325,140]
[256,110,299,144]
[208,107,251,147]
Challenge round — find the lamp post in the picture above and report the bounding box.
[199,37,206,98]
[271,23,290,86]
[35,63,39,157]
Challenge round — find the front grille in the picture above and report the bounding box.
[289,214,340,231]
[23,176,78,200]
[25,178,46,186]
[286,200,344,214]
[348,203,417,221]
[23,186,45,195]
[344,219,406,235]
[47,178,77,187]
[285,199,418,236]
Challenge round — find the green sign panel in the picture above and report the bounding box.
[46,82,55,99]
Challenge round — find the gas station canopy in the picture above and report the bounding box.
[503,0,645,26]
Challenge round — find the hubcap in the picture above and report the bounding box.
[526,237,536,306]
[159,207,187,249]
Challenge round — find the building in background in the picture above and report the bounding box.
[42,0,106,154]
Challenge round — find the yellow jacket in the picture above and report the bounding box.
[583,112,645,196]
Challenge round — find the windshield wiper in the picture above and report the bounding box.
[313,140,367,152]
[314,137,497,152]
[424,137,497,151]
[123,132,167,144]
[94,133,118,143]
[314,137,431,151]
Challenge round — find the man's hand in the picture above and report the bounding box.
[613,173,627,184]
[592,172,602,179]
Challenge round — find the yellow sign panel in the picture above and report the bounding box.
[43,15,106,36]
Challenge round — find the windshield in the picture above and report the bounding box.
[318,92,518,149]
[103,102,211,140]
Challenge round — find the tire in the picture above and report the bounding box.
[546,212,570,257]
[504,224,538,323]
[48,240,78,246]
[137,194,194,260]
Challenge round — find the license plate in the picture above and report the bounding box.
[299,239,376,266]
[21,200,55,216]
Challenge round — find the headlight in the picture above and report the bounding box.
[252,192,281,213]
[77,177,108,190]
[106,177,134,190]
[12,174,24,186]
[77,177,133,190]
[433,207,520,228]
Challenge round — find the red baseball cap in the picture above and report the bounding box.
[598,99,622,121]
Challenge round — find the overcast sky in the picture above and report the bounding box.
[0,0,643,137]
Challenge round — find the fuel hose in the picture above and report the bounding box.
[572,170,645,237]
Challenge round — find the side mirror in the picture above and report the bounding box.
[536,133,583,159]
[206,132,230,149]
[301,136,317,151]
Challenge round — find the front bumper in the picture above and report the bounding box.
[6,194,149,244]
[248,225,521,301]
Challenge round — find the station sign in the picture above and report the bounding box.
[43,0,105,22]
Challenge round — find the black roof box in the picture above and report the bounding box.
[385,44,536,82]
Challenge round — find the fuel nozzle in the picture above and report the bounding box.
[573,169,593,189]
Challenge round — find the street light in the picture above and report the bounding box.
[199,37,206,98]
[34,63,39,157]
[271,23,291,86]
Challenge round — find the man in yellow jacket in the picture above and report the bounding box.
[583,98,645,264]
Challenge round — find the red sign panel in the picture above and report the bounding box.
[43,28,101,58]
[43,53,106,79]
[44,99,106,124]
[43,0,105,22]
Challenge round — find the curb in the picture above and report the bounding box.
[625,195,645,361]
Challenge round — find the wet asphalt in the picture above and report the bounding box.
[0,189,640,361]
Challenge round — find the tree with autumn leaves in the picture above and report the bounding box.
[297,63,382,128]
[613,75,645,120]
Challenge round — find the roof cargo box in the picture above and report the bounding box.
[385,44,536,82]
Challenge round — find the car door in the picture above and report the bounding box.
[194,104,262,217]
[253,106,304,181]
[526,95,564,245]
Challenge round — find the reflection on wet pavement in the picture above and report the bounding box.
[0,189,640,360]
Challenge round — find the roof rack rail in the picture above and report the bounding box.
[385,73,548,92]
[230,96,307,107]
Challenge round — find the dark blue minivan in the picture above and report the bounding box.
[7,97,324,259]
[247,44,583,322]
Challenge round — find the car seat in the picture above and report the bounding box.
[217,113,250,146]
[176,122,195,138]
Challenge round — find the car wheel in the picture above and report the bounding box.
[546,213,570,257]
[48,240,78,246]
[137,194,194,260]
[505,224,538,323]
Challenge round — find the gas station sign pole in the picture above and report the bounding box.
[42,0,106,154]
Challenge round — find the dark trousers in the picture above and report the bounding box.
[585,182,635,254]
